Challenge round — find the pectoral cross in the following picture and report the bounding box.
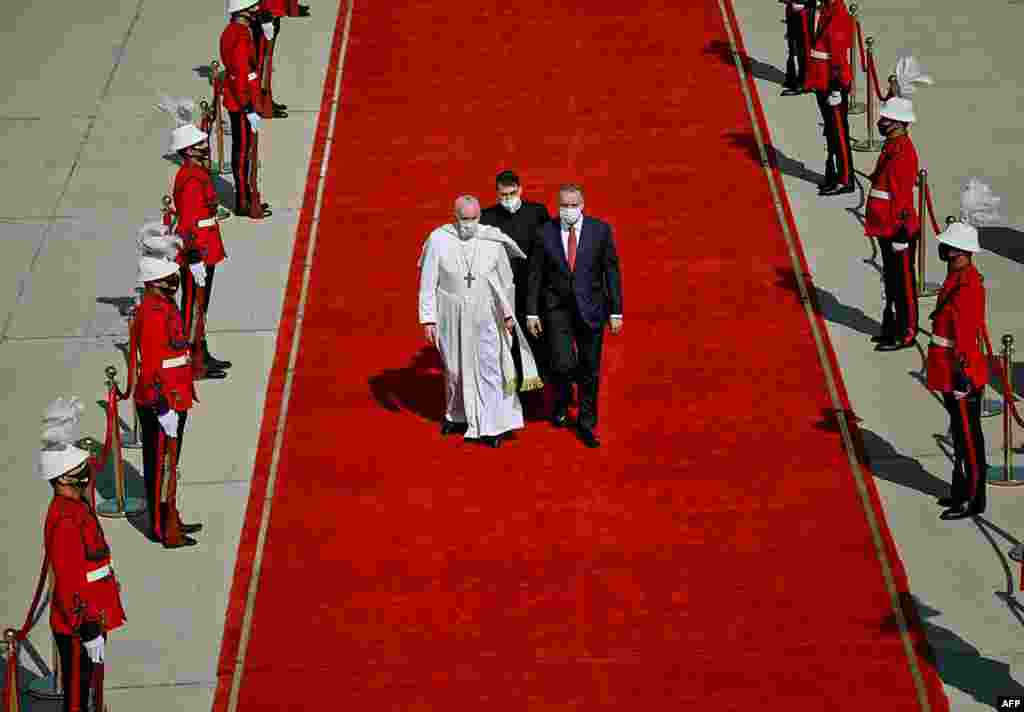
[464,272,475,288]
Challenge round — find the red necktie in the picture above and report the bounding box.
[567,225,577,272]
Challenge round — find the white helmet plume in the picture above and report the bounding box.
[137,221,183,259]
[40,397,85,450]
[894,56,934,97]
[155,95,198,128]
[959,178,1002,228]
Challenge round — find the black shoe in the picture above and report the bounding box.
[273,101,288,112]
[551,412,570,428]
[822,182,856,196]
[272,108,288,119]
[937,497,962,508]
[874,339,916,352]
[298,4,311,16]
[870,333,892,343]
[199,368,228,379]
[577,427,600,448]
[440,418,467,435]
[163,536,198,549]
[939,506,983,520]
[181,522,203,534]
[206,356,232,370]
[780,88,805,96]
[480,434,503,448]
[817,182,838,195]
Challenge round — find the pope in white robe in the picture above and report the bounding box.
[418,195,542,445]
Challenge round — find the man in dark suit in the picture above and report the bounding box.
[525,184,623,448]
[481,170,552,414]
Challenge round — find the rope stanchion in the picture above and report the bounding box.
[210,60,228,176]
[848,5,866,115]
[980,331,1024,485]
[915,170,942,298]
[96,366,145,518]
[853,36,883,152]
[6,555,59,707]
[922,177,943,236]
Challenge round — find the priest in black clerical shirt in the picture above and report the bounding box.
[481,170,552,412]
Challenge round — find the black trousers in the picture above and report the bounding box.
[54,633,95,712]
[545,306,604,431]
[879,231,919,343]
[815,88,854,186]
[942,389,987,512]
[784,10,809,89]
[137,406,188,534]
[228,111,256,212]
[180,263,216,342]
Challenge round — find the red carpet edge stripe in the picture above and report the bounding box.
[718,0,949,708]
[210,3,351,711]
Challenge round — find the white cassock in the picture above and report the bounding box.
[418,223,543,439]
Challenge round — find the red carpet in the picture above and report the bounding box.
[214,0,949,709]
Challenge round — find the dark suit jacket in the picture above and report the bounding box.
[525,216,623,330]
[480,200,550,313]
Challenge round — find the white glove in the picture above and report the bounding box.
[157,410,180,438]
[953,390,969,401]
[83,637,105,664]
[262,22,275,41]
[189,262,207,287]
[827,91,842,107]
[246,112,261,132]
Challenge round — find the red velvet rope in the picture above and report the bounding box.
[923,179,942,236]
[865,50,885,102]
[3,553,51,712]
[981,325,1024,430]
[856,20,867,71]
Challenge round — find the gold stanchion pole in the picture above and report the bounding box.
[97,366,146,517]
[848,5,866,115]
[853,37,882,152]
[211,60,227,175]
[917,171,941,298]
[989,334,1024,485]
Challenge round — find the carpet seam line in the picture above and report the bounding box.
[715,2,935,710]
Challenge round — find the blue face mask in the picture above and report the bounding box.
[560,207,581,225]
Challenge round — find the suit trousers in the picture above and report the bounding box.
[546,306,604,431]
[879,231,919,343]
[137,406,188,536]
[785,11,809,88]
[815,88,853,186]
[54,632,96,712]
[228,111,257,213]
[942,389,987,512]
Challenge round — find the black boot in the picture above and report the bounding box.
[273,101,288,112]
[298,4,311,16]
[203,340,232,370]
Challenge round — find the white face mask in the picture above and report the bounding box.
[500,196,522,213]
[457,219,479,238]
[559,207,582,225]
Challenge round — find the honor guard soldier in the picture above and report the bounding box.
[132,256,203,548]
[221,0,271,219]
[39,397,126,712]
[804,0,854,195]
[250,0,305,120]
[865,96,920,351]
[782,0,815,96]
[169,121,231,376]
[927,221,988,520]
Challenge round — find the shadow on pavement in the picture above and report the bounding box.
[368,348,446,423]
[979,226,1024,266]
[859,428,949,499]
[722,131,828,187]
[704,40,788,86]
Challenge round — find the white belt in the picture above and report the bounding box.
[892,242,910,252]
[86,564,111,583]
[869,189,891,200]
[197,217,217,228]
[247,71,258,81]
[162,354,190,369]
[931,334,954,348]
[810,49,831,60]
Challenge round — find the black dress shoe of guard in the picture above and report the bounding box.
[440,418,467,435]
[480,435,503,448]
[780,88,805,96]
[298,5,311,16]
[822,182,856,196]
[200,368,228,379]
[875,339,916,352]
[818,182,838,195]
[272,108,289,119]
[871,333,893,343]
[182,522,203,534]
[551,412,570,428]
[206,355,232,370]
[577,428,600,449]
[937,497,962,508]
[273,101,288,111]
[163,536,199,549]
[940,506,982,520]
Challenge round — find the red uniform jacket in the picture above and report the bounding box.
[865,133,920,238]
[45,495,126,637]
[173,161,226,267]
[133,292,195,411]
[261,0,288,17]
[927,264,988,392]
[220,22,262,113]
[804,0,853,91]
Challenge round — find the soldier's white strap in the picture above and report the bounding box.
[247,71,258,81]
[810,49,831,60]
[86,564,111,583]
[869,189,891,200]
[892,243,910,252]
[197,217,217,228]
[162,354,190,369]
[931,334,954,348]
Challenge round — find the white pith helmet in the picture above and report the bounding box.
[170,124,207,153]
[138,255,180,284]
[138,222,183,260]
[227,0,260,13]
[936,221,980,254]
[879,97,916,124]
[38,397,90,481]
